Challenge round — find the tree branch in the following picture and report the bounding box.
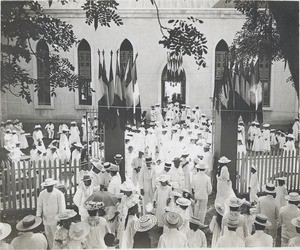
[153,0,168,36]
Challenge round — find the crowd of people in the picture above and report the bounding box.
[0,102,300,249]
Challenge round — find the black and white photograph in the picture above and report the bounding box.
[0,0,299,249]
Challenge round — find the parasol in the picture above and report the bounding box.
[85,191,118,207]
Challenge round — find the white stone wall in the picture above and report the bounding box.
[1,5,298,125]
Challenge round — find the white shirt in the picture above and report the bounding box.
[192,171,212,200]
[279,203,300,239]
[11,232,47,250]
[107,175,121,195]
[36,188,66,226]
[216,230,245,248]
[186,229,207,248]
[158,228,187,248]
[245,230,273,247]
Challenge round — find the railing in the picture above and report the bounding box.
[1,159,82,211]
[236,151,300,195]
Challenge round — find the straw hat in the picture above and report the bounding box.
[285,192,300,202]
[218,156,231,164]
[263,124,270,128]
[55,209,77,221]
[263,183,276,194]
[84,201,105,211]
[73,142,84,149]
[91,159,102,170]
[108,164,119,172]
[16,215,42,232]
[224,213,242,228]
[228,197,245,208]
[134,215,157,232]
[114,154,123,160]
[145,157,153,164]
[176,197,191,207]
[0,223,11,240]
[34,125,41,129]
[162,212,183,229]
[215,203,225,215]
[69,222,90,241]
[158,174,170,183]
[120,181,136,192]
[164,162,172,168]
[291,216,300,228]
[254,214,271,227]
[287,134,295,139]
[41,178,57,187]
[181,151,190,157]
[189,216,207,228]
[196,163,208,170]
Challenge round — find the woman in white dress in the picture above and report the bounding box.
[215,156,236,207]
[69,121,81,147]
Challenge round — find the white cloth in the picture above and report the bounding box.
[279,204,300,241]
[209,215,222,248]
[276,185,288,209]
[249,172,258,203]
[289,236,300,247]
[107,175,121,196]
[73,184,94,220]
[11,232,48,250]
[69,126,80,147]
[139,166,157,204]
[153,185,172,227]
[36,188,66,226]
[120,215,138,249]
[170,167,185,190]
[216,230,245,248]
[59,133,71,162]
[292,121,300,141]
[186,229,207,248]
[158,228,188,248]
[85,216,108,249]
[245,230,273,247]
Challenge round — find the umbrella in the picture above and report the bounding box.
[85,191,118,207]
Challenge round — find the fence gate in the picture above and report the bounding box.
[85,108,105,162]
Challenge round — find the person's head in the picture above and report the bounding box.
[138,151,144,158]
[60,219,72,230]
[173,158,181,168]
[264,183,276,198]
[46,185,54,193]
[189,222,198,231]
[277,179,285,186]
[286,192,300,206]
[240,201,251,215]
[104,233,115,247]
[110,170,117,177]
[254,214,271,231]
[87,209,98,217]
[128,146,133,153]
[92,166,101,174]
[98,208,106,217]
[145,157,152,168]
[83,177,92,187]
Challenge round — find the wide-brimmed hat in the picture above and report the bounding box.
[114,154,123,160]
[223,213,242,228]
[196,163,208,170]
[263,183,276,194]
[218,156,231,164]
[291,216,300,228]
[103,162,111,169]
[254,214,271,227]
[41,178,57,187]
[34,124,41,129]
[73,142,84,148]
[69,222,90,241]
[134,215,157,232]
[215,203,225,215]
[127,196,140,209]
[276,176,287,182]
[6,120,12,124]
[285,192,300,202]
[91,159,103,170]
[56,209,77,221]
[164,162,172,168]
[5,129,11,133]
[81,175,92,181]
[162,212,183,229]
[145,157,153,164]
[0,223,11,240]
[189,216,207,228]
[181,151,189,157]
[287,134,295,139]
[84,201,105,211]
[263,124,270,128]
[16,215,42,232]
[176,197,191,207]
[228,197,245,208]
[108,164,119,172]
[158,174,170,183]
[120,181,136,192]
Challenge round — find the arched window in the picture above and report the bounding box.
[161,64,186,108]
[259,58,271,107]
[78,39,92,105]
[37,41,50,105]
[120,39,133,79]
[215,39,229,81]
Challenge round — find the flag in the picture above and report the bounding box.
[131,53,141,123]
[97,53,108,126]
[102,52,110,108]
[113,50,126,129]
[123,59,134,124]
[108,51,117,128]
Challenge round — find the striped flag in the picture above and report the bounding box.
[97,52,108,126]
[123,59,134,124]
[131,53,141,123]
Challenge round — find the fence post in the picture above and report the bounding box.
[11,162,17,210]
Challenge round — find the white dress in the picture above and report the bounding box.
[85,216,108,249]
[153,185,172,227]
[215,166,236,207]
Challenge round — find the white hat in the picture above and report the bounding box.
[176,197,191,207]
[276,176,286,182]
[196,163,208,170]
[287,134,295,139]
[254,214,271,227]
[224,213,242,228]
[0,223,11,240]
[56,209,77,221]
[263,183,276,194]
[34,125,41,129]
[108,164,119,172]
[285,192,300,202]
[134,215,157,232]
[291,216,300,228]
[16,215,42,232]
[263,124,270,128]
[41,178,57,187]
[218,156,231,164]
[69,222,90,241]
[163,212,183,228]
[215,203,226,215]
[228,197,245,208]
[158,174,170,183]
[73,142,84,148]
[84,201,105,211]
[181,151,189,157]
[114,154,123,160]
[120,181,136,192]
